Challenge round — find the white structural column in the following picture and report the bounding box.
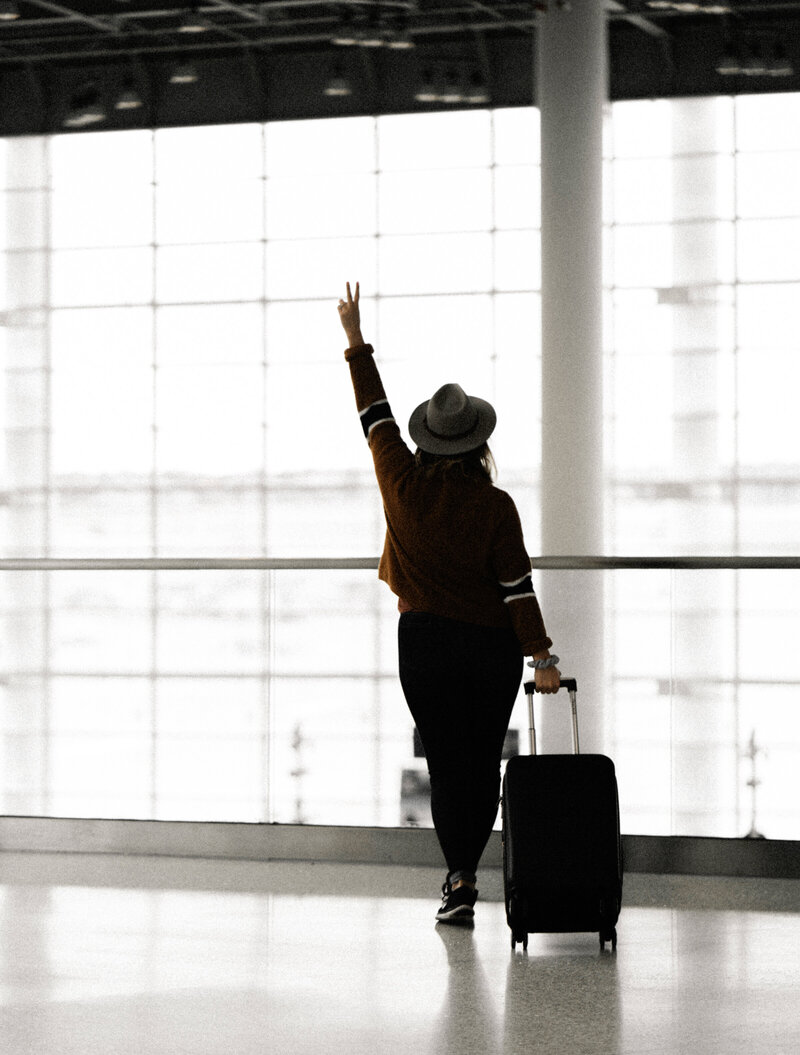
[537,0,607,752]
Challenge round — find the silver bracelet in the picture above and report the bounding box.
[527,654,560,670]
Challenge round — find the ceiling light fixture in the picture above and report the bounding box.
[63,87,107,129]
[646,0,730,11]
[741,42,768,76]
[324,64,353,97]
[179,8,208,33]
[414,69,439,103]
[767,42,794,77]
[385,27,415,50]
[440,70,463,105]
[360,24,386,47]
[332,9,361,46]
[169,63,199,84]
[715,46,741,76]
[114,78,144,110]
[465,71,490,106]
[332,31,361,46]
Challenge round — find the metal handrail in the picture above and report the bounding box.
[0,556,799,571]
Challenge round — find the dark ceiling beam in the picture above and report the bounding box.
[605,0,669,39]
[204,0,267,21]
[0,20,538,65]
[26,0,128,34]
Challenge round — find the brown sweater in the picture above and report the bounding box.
[346,343,552,656]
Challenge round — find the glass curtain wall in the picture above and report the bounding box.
[1,98,798,836]
[605,96,800,837]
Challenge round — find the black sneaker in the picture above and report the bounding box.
[436,881,477,924]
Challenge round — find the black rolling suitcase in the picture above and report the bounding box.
[501,677,623,952]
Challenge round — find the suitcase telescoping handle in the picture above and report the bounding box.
[523,677,579,756]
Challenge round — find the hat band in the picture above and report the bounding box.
[423,410,480,443]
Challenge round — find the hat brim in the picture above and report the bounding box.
[408,395,497,456]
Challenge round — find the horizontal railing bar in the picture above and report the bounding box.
[531,556,800,571]
[0,556,800,572]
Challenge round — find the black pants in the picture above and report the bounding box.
[398,611,523,883]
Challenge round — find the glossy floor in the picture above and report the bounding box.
[0,854,798,1055]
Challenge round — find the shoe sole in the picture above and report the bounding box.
[435,907,475,923]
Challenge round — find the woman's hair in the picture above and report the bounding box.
[414,442,496,482]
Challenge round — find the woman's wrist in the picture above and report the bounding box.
[345,329,365,347]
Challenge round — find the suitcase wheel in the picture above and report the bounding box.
[511,930,528,952]
[600,927,617,953]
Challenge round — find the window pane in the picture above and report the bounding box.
[155,124,264,182]
[156,365,264,475]
[51,129,153,187]
[157,677,263,736]
[266,172,376,238]
[266,116,376,175]
[493,107,540,166]
[612,226,672,287]
[156,180,264,243]
[494,166,539,230]
[4,369,44,428]
[612,354,673,470]
[52,185,153,248]
[157,303,264,365]
[266,363,366,474]
[737,351,800,465]
[265,483,380,558]
[50,733,153,817]
[610,99,673,158]
[612,158,673,224]
[156,244,264,303]
[52,307,153,369]
[4,190,48,249]
[671,96,734,155]
[156,488,264,556]
[672,221,735,284]
[494,230,540,292]
[736,92,800,151]
[736,152,800,218]
[51,365,153,474]
[155,572,266,675]
[266,298,340,365]
[51,489,152,556]
[737,284,800,350]
[50,573,153,674]
[265,237,377,299]
[4,251,48,309]
[737,219,800,282]
[378,111,492,170]
[51,677,151,734]
[379,233,493,295]
[51,248,153,307]
[379,169,492,234]
[493,292,540,358]
[377,294,493,368]
[612,289,671,355]
[492,351,542,471]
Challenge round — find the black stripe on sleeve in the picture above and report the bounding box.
[359,399,394,439]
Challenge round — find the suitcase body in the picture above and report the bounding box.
[501,678,623,951]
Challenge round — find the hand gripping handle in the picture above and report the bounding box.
[524,677,577,694]
[522,677,579,755]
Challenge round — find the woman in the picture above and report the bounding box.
[338,282,560,924]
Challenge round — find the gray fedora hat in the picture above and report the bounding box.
[408,383,497,456]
